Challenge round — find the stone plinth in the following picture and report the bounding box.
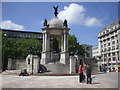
[33,55,40,74]
[41,51,50,64]
[7,58,12,70]
[26,55,33,73]
[60,52,69,65]
[69,56,77,74]
[51,53,59,62]
[44,63,69,74]
[26,55,40,74]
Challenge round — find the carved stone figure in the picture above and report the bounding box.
[43,19,48,27]
[53,6,58,17]
[63,19,68,28]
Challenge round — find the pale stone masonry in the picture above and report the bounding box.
[82,44,92,59]
[98,20,120,65]
[41,17,70,65]
[92,45,100,58]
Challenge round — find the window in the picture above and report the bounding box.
[104,48,107,52]
[108,47,111,51]
[108,53,111,56]
[112,46,115,50]
[101,45,103,48]
[112,41,115,45]
[116,45,119,49]
[111,36,114,40]
[104,44,106,47]
[112,52,115,56]
[113,57,116,61]
[117,40,119,43]
[109,58,111,61]
[108,43,110,46]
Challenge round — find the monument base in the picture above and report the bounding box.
[44,63,69,74]
[41,51,51,64]
[60,52,69,65]
[26,55,40,74]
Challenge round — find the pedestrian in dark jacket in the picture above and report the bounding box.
[19,69,29,76]
[85,64,92,84]
[78,64,84,83]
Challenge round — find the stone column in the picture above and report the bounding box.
[69,56,76,74]
[64,33,66,52]
[43,33,45,52]
[41,31,51,64]
[60,31,69,64]
[7,57,12,70]
[33,55,40,74]
[61,33,64,52]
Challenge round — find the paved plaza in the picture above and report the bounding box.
[1,72,118,88]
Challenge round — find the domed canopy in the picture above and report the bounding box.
[48,17,63,28]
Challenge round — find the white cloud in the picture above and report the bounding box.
[85,17,102,26]
[0,20,25,30]
[58,3,101,27]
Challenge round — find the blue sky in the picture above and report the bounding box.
[1,2,119,46]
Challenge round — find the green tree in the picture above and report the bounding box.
[14,38,42,59]
[68,34,78,53]
[2,33,15,70]
[68,34,86,57]
[2,32,42,70]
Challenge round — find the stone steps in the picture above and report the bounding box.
[44,63,70,74]
[2,70,21,75]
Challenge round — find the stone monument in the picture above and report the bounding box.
[41,6,70,65]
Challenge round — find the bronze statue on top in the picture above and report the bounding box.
[43,19,49,27]
[53,6,58,17]
[63,19,68,28]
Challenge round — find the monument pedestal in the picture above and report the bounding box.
[60,52,69,64]
[26,55,33,73]
[26,55,40,74]
[41,51,51,64]
[51,53,59,62]
[69,56,77,74]
[33,55,40,74]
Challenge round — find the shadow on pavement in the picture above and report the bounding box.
[92,82,101,84]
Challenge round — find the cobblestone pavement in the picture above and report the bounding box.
[1,72,118,88]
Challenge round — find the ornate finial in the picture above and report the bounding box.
[53,6,58,17]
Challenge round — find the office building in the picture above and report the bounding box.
[98,20,120,65]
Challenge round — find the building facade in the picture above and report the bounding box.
[98,20,120,66]
[1,29,43,40]
[82,44,92,59]
[92,45,100,58]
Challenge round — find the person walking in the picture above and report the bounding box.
[85,64,92,84]
[78,64,84,83]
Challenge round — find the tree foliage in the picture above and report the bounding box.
[68,34,86,57]
[2,32,42,70]
[68,34,78,53]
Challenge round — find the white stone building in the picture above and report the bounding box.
[82,44,92,59]
[92,45,100,58]
[98,20,120,66]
